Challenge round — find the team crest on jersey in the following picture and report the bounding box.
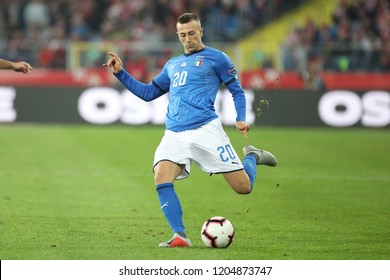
[195,60,203,66]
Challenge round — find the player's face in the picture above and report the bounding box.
[177,20,204,54]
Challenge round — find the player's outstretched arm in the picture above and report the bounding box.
[0,59,33,73]
[103,52,164,102]
[103,52,123,74]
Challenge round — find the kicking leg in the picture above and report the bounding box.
[224,145,278,194]
[223,169,252,194]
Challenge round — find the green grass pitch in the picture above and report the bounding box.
[0,124,389,260]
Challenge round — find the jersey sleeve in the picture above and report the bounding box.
[214,52,239,86]
[114,69,165,101]
[227,79,246,122]
[214,52,246,122]
[152,63,171,93]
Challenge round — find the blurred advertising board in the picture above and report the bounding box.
[1,86,389,128]
[1,69,389,90]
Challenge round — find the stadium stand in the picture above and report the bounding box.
[238,0,336,71]
[0,0,303,70]
[282,0,390,73]
[0,0,388,74]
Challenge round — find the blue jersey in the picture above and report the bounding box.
[114,46,246,132]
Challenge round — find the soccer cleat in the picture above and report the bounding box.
[243,145,278,167]
[159,232,192,248]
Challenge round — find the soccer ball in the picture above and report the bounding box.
[201,216,235,248]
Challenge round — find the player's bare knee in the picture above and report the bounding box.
[239,186,252,195]
[232,182,252,195]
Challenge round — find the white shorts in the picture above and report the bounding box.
[153,118,244,180]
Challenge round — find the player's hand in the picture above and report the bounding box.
[103,52,123,74]
[236,121,250,139]
[13,62,33,74]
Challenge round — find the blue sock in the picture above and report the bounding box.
[243,154,257,190]
[156,183,184,233]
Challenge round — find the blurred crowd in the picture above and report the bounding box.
[2,0,388,74]
[0,0,302,70]
[283,0,390,74]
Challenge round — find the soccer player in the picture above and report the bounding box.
[0,58,33,73]
[104,13,277,248]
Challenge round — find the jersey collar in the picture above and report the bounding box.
[183,46,207,56]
